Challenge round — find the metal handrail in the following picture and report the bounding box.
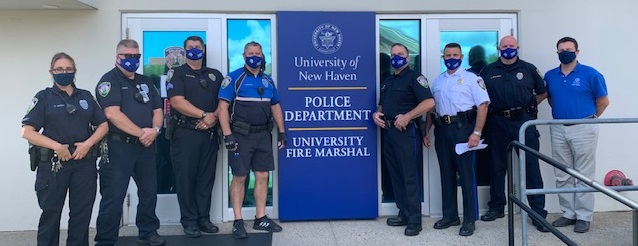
[516,118,638,245]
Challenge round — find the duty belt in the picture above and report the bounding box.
[172,115,216,132]
[108,133,141,144]
[34,145,100,162]
[431,109,477,127]
[489,107,533,119]
[249,124,270,133]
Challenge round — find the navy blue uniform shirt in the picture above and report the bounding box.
[379,67,433,119]
[480,58,546,110]
[166,64,223,119]
[22,85,107,144]
[95,67,162,135]
[219,67,279,126]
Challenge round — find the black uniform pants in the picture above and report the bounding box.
[434,123,478,222]
[35,158,97,246]
[95,140,160,246]
[485,115,547,217]
[170,127,219,227]
[382,123,423,225]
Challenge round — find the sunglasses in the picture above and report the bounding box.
[119,53,142,59]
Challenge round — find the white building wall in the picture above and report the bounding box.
[0,0,636,231]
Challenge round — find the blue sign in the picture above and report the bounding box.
[277,11,377,221]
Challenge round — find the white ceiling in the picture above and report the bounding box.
[0,0,98,10]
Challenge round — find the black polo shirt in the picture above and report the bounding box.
[22,85,107,144]
[379,67,433,119]
[480,58,546,110]
[166,64,223,119]
[95,67,162,136]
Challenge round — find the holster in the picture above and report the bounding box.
[28,144,39,171]
[165,119,175,140]
[416,117,427,137]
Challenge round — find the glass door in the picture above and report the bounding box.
[123,13,225,224]
[423,14,516,218]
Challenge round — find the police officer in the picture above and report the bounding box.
[426,43,489,237]
[372,43,434,237]
[166,36,223,237]
[478,36,549,232]
[218,41,286,239]
[94,39,165,246]
[21,52,108,246]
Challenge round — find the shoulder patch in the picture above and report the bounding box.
[98,82,111,97]
[26,97,38,113]
[417,75,429,88]
[221,76,231,89]
[477,77,486,90]
[166,69,174,82]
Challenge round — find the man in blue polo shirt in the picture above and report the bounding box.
[544,36,609,233]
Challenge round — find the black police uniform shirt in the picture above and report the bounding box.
[22,85,107,145]
[165,64,223,119]
[479,58,546,110]
[218,67,280,126]
[95,67,162,136]
[379,67,433,119]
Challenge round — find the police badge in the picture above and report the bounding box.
[516,72,524,80]
[262,78,270,88]
[79,99,89,110]
[98,82,111,97]
[208,73,216,82]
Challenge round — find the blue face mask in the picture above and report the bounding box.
[53,73,75,86]
[500,47,518,59]
[119,57,140,72]
[245,56,262,69]
[558,51,577,64]
[185,48,204,60]
[391,55,407,69]
[444,58,462,70]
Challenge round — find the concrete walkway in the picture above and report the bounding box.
[0,212,632,246]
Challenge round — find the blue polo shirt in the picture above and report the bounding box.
[544,63,607,119]
[219,67,279,125]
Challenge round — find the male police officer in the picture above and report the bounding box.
[94,39,165,246]
[166,36,223,238]
[372,43,434,237]
[425,42,489,237]
[479,36,549,232]
[218,41,287,239]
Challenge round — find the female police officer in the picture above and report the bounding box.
[21,52,108,246]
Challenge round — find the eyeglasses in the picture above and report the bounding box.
[51,67,76,74]
[118,53,142,59]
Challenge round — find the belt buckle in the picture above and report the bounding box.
[444,116,452,124]
[503,110,511,118]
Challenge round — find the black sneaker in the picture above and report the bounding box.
[233,219,248,239]
[253,215,283,232]
[136,234,165,246]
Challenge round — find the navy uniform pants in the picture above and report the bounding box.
[434,122,478,222]
[95,140,160,246]
[383,123,423,226]
[485,114,547,217]
[35,158,97,246]
[170,127,219,227]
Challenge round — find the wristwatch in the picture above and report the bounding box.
[472,130,482,137]
[154,126,161,133]
[201,112,207,119]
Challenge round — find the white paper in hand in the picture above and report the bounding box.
[455,139,488,155]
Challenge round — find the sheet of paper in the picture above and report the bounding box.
[455,139,488,155]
